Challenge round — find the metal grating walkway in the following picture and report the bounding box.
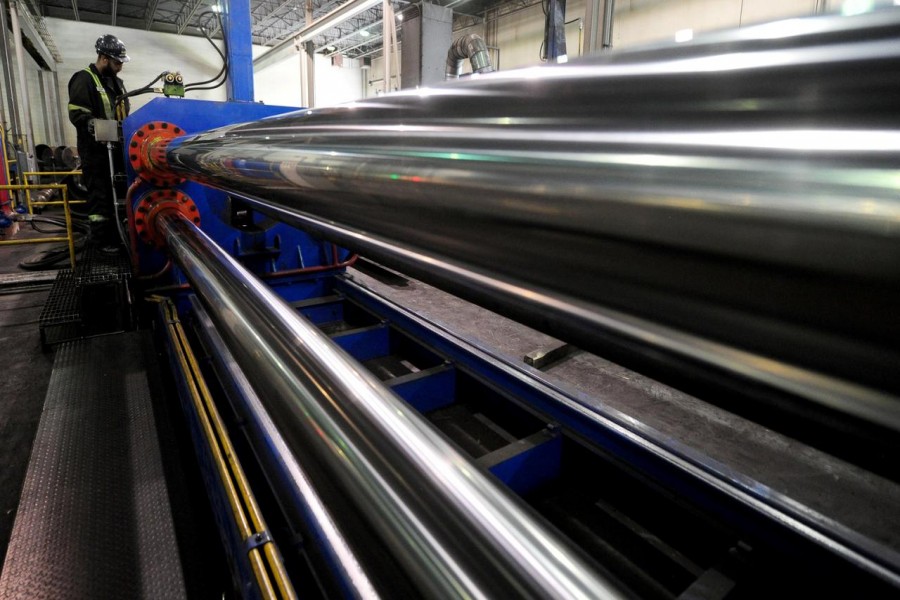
[37,269,80,347]
[38,246,133,348]
[0,332,187,600]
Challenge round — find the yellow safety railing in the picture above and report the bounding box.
[0,183,84,269]
[0,127,15,211]
[23,170,84,215]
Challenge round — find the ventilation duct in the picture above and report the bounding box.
[445,34,494,79]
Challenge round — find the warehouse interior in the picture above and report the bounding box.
[0,0,898,598]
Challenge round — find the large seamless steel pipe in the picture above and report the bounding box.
[161,12,900,436]
[154,209,628,599]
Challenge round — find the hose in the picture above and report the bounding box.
[185,11,228,92]
[17,215,91,270]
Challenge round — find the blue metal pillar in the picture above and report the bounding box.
[223,0,255,101]
[544,0,568,62]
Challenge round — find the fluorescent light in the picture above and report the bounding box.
[674,28,693,43]
[359,29,370,37]
[295,0,381,44]
[211,4,221,13]
[841,0,874,14]
[396,13,403,20]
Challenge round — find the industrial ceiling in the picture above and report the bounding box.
[30,0,542,59]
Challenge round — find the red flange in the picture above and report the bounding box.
[133,188,200,248]
[128,121,185,187]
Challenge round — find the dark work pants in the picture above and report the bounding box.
[80,150,116,245]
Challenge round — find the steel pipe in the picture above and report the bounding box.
[155,209,627,599]
[188,296,379,599]
[161,11,900,435]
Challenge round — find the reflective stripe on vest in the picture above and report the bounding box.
[84,68,113,120]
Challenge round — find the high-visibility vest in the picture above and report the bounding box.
[83,67,114,120]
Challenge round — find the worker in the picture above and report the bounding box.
[67,34,131,254]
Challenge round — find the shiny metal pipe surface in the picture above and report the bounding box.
[188,297,379,600]
[164,11,900,431]
[156,210,628,599]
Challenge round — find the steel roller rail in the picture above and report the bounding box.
[158,10,900,447]
[154,209,630,599]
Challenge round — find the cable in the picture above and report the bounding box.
[115,71,169,107]
[185,11,229,92]
[17,215,91,270]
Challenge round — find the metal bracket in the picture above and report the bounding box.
[244,530,273,554]
[93,119,119,142]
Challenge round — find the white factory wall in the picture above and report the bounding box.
[45,18,259,147]
[35,18,362,147]
[254,53,304,107]
[612,0,822,47]
[362,0,872,96]
[253,50,365,108]
[452,0,826,70]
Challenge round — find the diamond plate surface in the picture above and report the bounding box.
[0,333,187,599]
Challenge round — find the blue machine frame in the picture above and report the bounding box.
[123,98,350,281]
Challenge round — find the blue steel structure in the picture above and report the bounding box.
[222,0,255,101]
[122,98,351,282]
[111,6,900,599]
[123,99,346,600]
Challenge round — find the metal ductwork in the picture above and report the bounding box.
[445,33,494,79]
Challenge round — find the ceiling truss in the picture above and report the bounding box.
[35,0,519,59]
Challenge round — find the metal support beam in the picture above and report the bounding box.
[111,0,117,25]
[144,0,160,29]
[583,0,613,54]
[543,0,567,62]
[9,2,36,170]
[253,0,380,69]
[251,0,296,36]
[302,0,314,107]
[0,2,22,139]
[13,2,57,71]
[37,71,51,144]
[50,71,64,144]
[70,0,79,21]
[175,0,204,35]
[223,0,255,101]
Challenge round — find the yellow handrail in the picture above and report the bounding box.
[0,183,78,269]
[0,127,14,211]
[22,170,85,216]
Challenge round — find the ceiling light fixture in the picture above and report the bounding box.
[294,0,381,44]
[674,28,693,43]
